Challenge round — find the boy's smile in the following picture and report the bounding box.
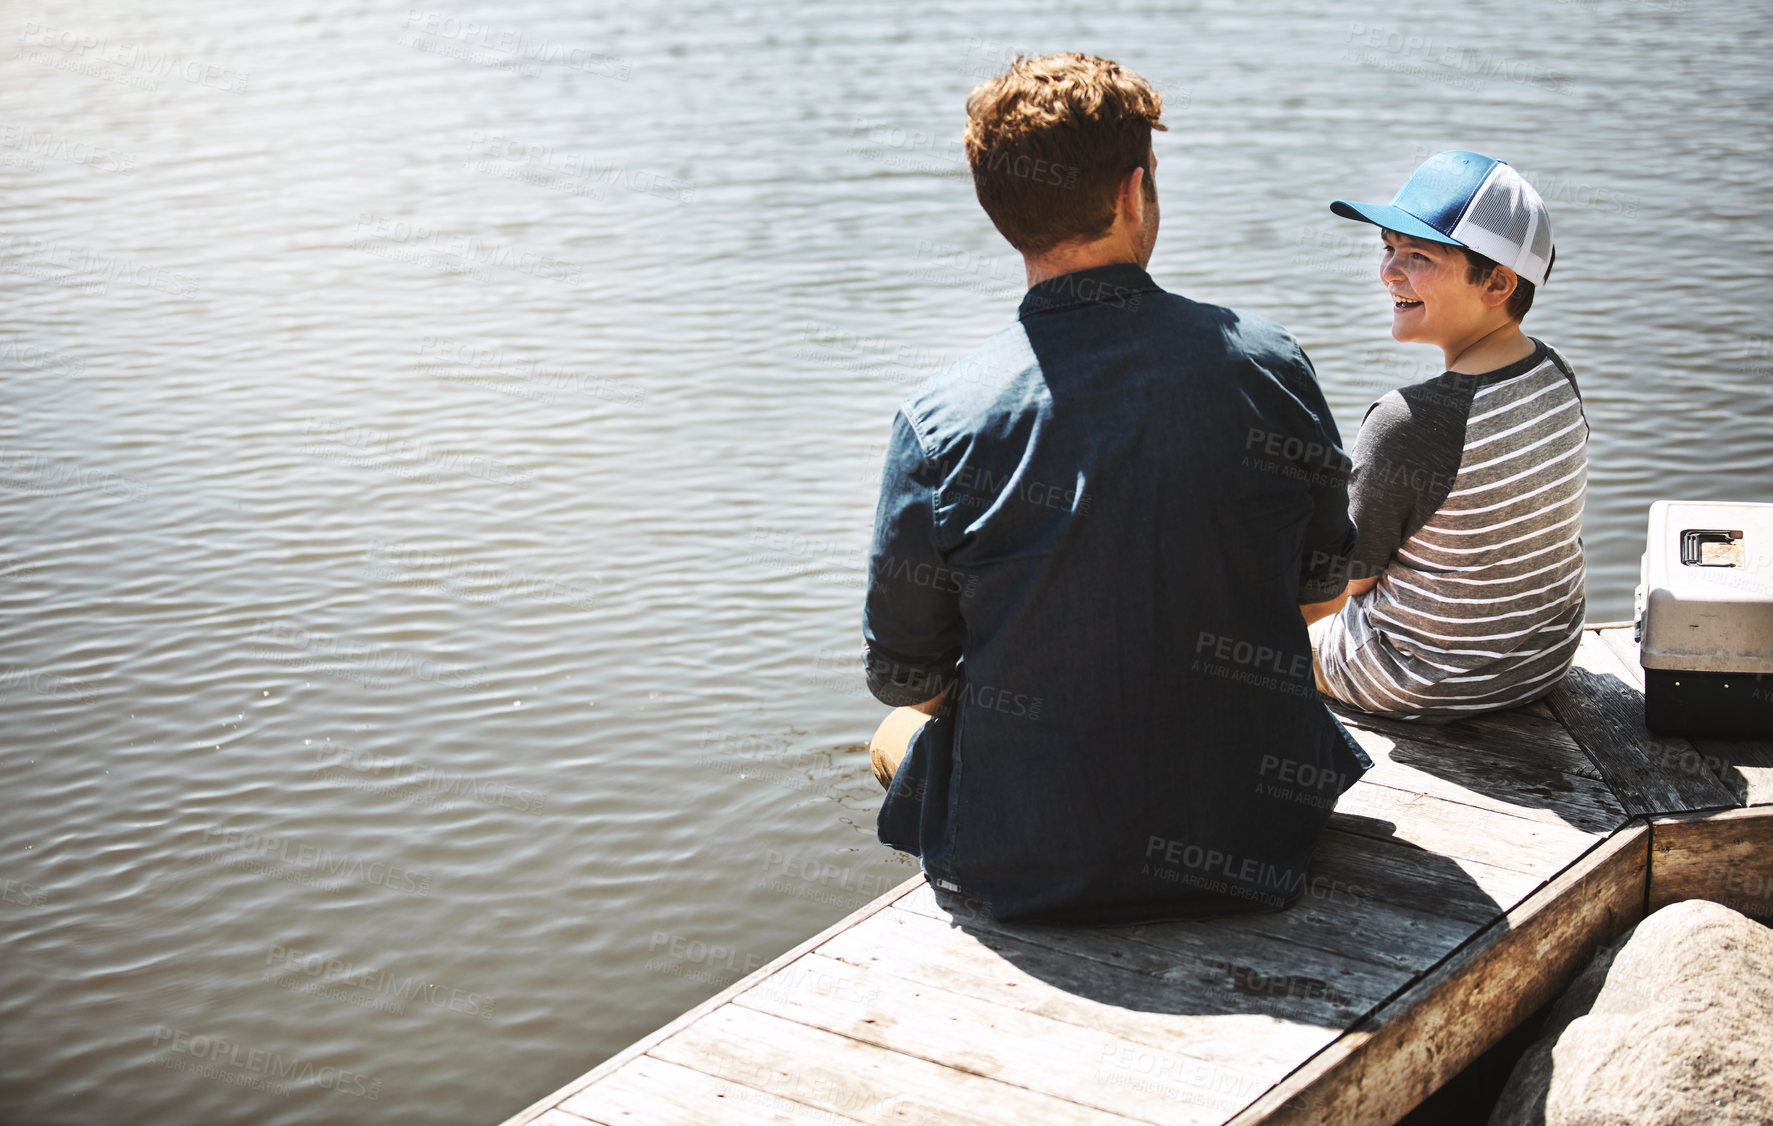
[1379,230,1464,340]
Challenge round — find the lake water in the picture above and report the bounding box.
[1,1,1768,1123]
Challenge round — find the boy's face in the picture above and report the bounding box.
[1377,230,1503,348]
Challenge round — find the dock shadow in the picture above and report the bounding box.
[1682,738,1773,805]
[918,821,1504,1033]
[899,836,1508,1119]
[1326,698,1636,836]
[1548,663,1760,811]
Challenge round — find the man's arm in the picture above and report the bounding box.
[1301,575,1378,625]
[863,412,964,707]
[1286,344,1360,609]
[908,687,951,715]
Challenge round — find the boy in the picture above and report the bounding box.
[1307,151,1587,721]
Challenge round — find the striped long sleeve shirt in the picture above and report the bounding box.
[1316,339,1588,721]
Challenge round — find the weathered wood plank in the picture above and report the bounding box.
[735,950,1262,1125]
[1592,627,1773,802]
[1687,738,1773,807]
[886,803,1553,988]
[651,997,1147,1126]
[889,880,1429,1026]
[830,900,1366,1062]
[1336,703,1604,782]
[1544,632,1736,816]
[1331,778,1599,877]
[1648,805,1773,918]
[561,1054,869,1125]
[1211,829,1541,976]
[1596,625,1645,691]
[1224,826,1649,1126]
[1647,736,1773,808]
[495,876,918,1126]
[1303,828,1543,923]
[533,1110,600,1126]
[1337,720,1627,836]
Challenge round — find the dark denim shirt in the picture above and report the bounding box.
[863,263,1371,923]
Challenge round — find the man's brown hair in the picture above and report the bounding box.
[964,54,1166,255]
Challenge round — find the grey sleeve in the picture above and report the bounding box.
[1345,382,1470,579]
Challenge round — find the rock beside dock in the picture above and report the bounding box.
[1489,898,1773,1125]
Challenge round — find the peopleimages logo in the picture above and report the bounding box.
[416,334,646,405]
[1020,268,1143,312]
[0,339,86,375]
[264,944,496,1020]
[1140,835,1361,909]
[249,617,488,691]
[0,235,201,297]
[362,537,599,612]
[351,213,584,286]
[643,931,770,986]
[1,878,48,908]
[871,552,979,598]
[17,21,251,93]
[311,741,547,814]
[1254,752,1358,812]
[0,447,149,500]
[1190,630,1316,699]
[0,124,136,174]
[150,1027,379,1099]
[0,660,99,706]
[399,10,631,79]
[756,850,896,902]
[203,825,432,896]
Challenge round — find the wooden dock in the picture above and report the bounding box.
[498,624,1773,1126]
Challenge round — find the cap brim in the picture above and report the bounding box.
[1329,200,1466,247]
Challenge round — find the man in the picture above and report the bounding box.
[863,54,1369,923]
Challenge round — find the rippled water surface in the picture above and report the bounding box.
[1,1,1769,1123]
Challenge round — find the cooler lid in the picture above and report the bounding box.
[1640,500,1773,673]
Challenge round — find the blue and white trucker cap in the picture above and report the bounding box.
[1330,151,1554,288]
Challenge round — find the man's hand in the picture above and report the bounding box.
[871,690,950,789]
[1301,576,1378,625]
[909,686,951,717]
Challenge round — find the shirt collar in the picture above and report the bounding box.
[1018,262,1162,319]
[1455,337,1550,388]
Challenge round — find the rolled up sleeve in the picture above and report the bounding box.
[863,412,964,706]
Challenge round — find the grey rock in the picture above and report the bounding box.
[1489,899,1773,1126]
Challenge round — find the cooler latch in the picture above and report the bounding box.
[1680,529,1744,568]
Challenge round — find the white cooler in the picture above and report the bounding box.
[1634,500,1773,739]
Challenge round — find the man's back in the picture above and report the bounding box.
[865,263,1369,922]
